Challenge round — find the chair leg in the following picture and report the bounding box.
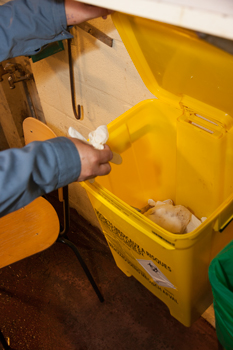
[0,329,10,350]
[57,237,104,303]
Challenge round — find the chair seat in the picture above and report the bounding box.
[0,197,60,268]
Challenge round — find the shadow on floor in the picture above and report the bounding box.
[0,193,218,350]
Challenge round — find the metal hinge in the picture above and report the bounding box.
[77,22,113,48]
[0,62,33,89]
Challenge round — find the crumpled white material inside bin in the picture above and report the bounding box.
[142,199,206,234]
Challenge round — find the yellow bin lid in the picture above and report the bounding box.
[112,12,233,127]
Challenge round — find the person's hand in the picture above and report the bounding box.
[69,137,113,181]
[65,0,114,26]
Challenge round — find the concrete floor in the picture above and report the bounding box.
[0,193,218,350]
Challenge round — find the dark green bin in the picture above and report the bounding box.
[209,240,233,350]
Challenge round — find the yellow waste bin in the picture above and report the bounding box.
[82,12,233,327]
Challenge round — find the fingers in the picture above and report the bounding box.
[86,6,114,19]
[95,161,112,177]
[102,10,115,19]
[65,0,114,26]
[69,138,113,182]
[97,144,113,164]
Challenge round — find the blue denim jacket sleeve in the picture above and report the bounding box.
[0,137,81,217]
[0,0,82,217]
[0,0,73,61]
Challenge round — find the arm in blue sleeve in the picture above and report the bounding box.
[0,137,81,217]
[0,0,73,62]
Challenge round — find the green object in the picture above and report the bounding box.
[30,41,64,63]
[209,240,233,350]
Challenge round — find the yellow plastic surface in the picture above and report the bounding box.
[112,12,233,127]
[82,13,233,326]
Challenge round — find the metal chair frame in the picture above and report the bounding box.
[56,184,104,303]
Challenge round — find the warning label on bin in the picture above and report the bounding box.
[137,259,175,289]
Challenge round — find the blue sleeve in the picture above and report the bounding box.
[0,0,73,61]
[0,137,81,217]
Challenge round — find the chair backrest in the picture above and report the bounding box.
[0,197,60,268]
[0,117,61,269]
[23,117,57,143]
